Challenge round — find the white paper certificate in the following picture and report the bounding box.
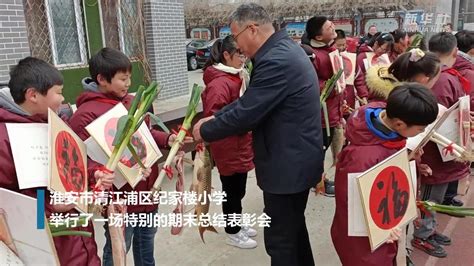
[6,123,49,189]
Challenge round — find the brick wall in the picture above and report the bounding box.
[144,0,189,100]
[0,0,30,84]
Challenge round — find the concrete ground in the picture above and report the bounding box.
[411,189,474,266]
[93,151,339,266]
[93,70,474,265]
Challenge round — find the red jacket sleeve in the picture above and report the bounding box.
[87,158,102,189]
[203,81,232,117]
[354,53,369,98]
[312,49,338,99]
[463,69,474,111]
[433,73,465,108]
[68,109,97,141]
[311,55,325,93]
[151,129,170,149]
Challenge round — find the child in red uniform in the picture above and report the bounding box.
[355,32,394,102]
[443,30,474,206]
[305,16,342,196]
[454,30,474,110]
[69,48,189,265]
[333,29,367,118]
[0,57,101,265]
[365,49,441,101]
[414,32,470,258]
[331,83,439,266]
[201,36,256,249]
[389,29,409,62]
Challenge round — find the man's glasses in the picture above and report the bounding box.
[231,24,259,42]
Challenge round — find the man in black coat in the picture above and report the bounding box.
[192,3,324,265]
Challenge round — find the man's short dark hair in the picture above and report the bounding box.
[386,83,438,126]
[429,32,457,55]
[455,30,474,53]
[306,16,328,40]
[335,29,346,40]
[89,48,132,84]
[8,57,63,104]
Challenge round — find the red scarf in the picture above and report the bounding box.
[381,139,407,149]
[443,68,471,94]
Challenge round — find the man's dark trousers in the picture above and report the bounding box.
[263,189,314,266]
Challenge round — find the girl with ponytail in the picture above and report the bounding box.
[201,36,257,249]
[365,48,441,101]
[354,32,395,104]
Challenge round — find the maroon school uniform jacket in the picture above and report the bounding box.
[388,49,402,63]
[344,84,357,112]
[420,66,470,185]
[354,44,373,101]
[341,51,367,111]
[453,53,474,110]
[310,40,344,128]
[202,66,254,176]
[331,102,403,266]
[0,89,100,266]
[69,78,170,213]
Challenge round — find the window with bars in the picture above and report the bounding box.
[24,0,87,68]
[101,0,144,59]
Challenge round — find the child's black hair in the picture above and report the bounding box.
[389,51,440,81]
[88,47,132,84]
[429,32,457,55]
[386,83,438,126]
[335,29,346,40]
[301,32,310,45]
[368,32,394,48]
[203,35,238,70]
[8,57,63,104]
[390,29,407,43]
[454,30,474,53]
[305,16,328,40]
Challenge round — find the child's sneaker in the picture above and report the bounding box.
[226,230,257,249]
[432,232,451,245]
[412,236,447,258]
[442,198,464,206]
[241,226,257,237]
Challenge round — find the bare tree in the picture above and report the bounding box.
[184,0,428,27]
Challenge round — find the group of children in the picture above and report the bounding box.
[302,15,474,265]
[1,14,474,266]
[0,48,180,265]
